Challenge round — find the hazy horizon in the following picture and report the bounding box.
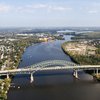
[0,0,100,27]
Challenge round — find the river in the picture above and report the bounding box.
[8,35,100,100]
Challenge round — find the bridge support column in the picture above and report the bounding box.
[93,70,95,75]
[30,73,34,83]
[73,70,78,79]
[96,68,99,76]
[7,74,9,79]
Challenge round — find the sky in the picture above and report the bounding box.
[0,0,100,27]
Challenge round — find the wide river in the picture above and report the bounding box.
[8,35,100,100]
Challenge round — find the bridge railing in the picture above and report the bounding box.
[0,60,100,75]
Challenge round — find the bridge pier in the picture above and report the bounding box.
[96,68,99,76]
[93,70,95,75]
[73,70,78,79]
[30,73,34,83]
[7,74,9,79]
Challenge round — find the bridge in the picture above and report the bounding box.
[0,60,100,83]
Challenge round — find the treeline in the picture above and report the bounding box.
[61,42,100,65]
[0,36,43,99]
[96,48,100,54]
[71,55,100,65]
[71,32,100,40]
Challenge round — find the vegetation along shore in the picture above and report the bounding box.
[61,39,100,80]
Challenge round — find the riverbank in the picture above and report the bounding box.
[7,35,98,100]
[0,37,43,100]
[61,40,100,80]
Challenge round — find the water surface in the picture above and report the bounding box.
[8,35,99,100]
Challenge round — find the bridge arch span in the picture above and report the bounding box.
[27,60,77,69]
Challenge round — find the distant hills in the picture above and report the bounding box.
[0,27,100,35]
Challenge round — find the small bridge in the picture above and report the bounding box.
[0,60,100,83]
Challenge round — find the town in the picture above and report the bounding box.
[0,31,65,99]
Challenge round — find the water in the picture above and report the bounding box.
[8,35,100,100]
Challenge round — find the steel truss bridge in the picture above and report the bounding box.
[0,60,100,83]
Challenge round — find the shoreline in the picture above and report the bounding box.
[0,38,43,100]
[61,42,100,81]
[1,35,62,99]
[61,45,79,64]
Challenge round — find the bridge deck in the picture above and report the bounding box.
[0,65,100,75]
[0,60,100,75]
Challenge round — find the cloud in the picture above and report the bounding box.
[84,2,100,14]
[48,6,72,11]
[16,4,72,13]
[88,10,99,14]
[31,4,47,9]
[16,4,47,13]
[0,4,11,13]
